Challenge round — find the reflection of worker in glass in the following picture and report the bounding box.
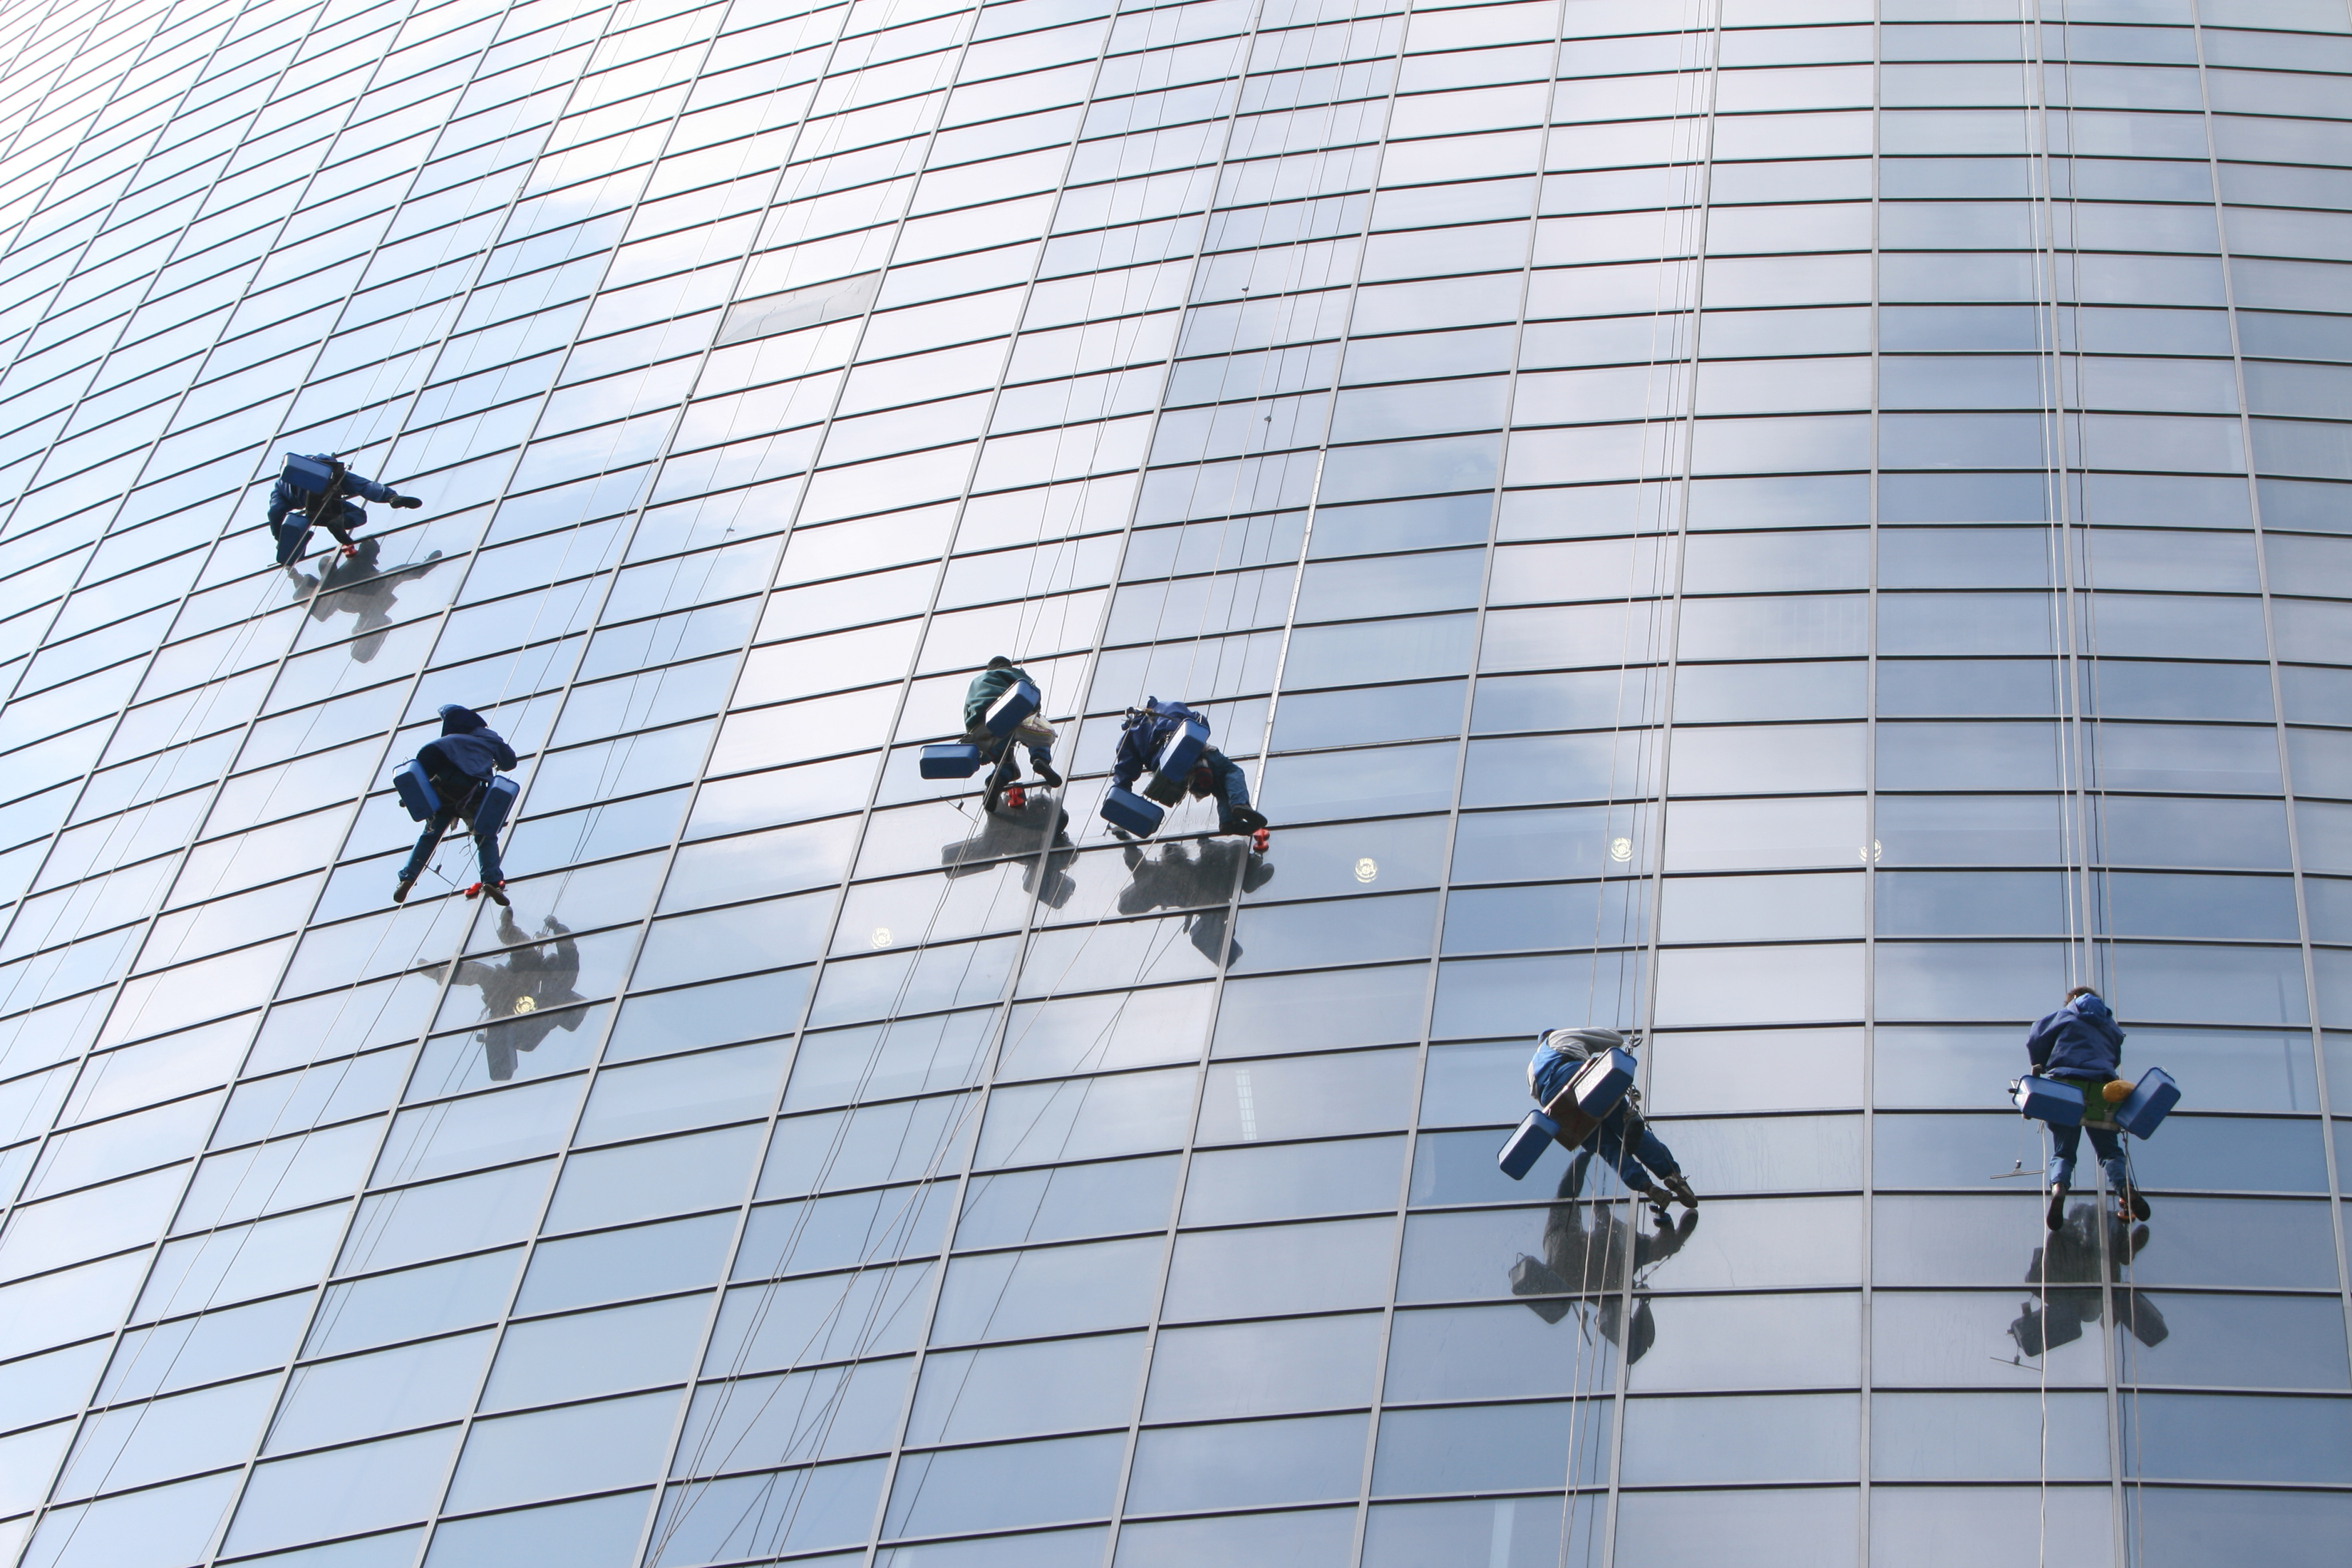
[443,911,586,1080]
[942,796,1079,909]
[1509,1148,1697,1363]
[1116,836,1274,964]
[286,536,444,661]
[2008,1202,2165,1360]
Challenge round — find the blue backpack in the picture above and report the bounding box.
[1130,698,1205,741]
[281,453,345,514]
[1127,698,1210,805]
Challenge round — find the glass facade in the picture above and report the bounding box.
[0,0,2348,1562]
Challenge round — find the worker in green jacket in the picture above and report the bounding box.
[964,656,1061,805]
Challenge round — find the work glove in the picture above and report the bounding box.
[387,493,423,509]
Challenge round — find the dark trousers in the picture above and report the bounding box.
[981,733,1051,785]
[2048,1120,2127,1190]
[275,505,360,564]
[1582,1105,1682,1194]
[401,808,502,885]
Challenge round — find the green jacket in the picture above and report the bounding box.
[964,664,1035,731]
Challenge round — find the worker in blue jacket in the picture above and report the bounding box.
[269,453,419,565]
[1110,702,1267,837]
[395,705,517,905]
[1529,1028,1698,1212]
[2026,986,2148,1228]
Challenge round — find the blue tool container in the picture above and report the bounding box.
[393,760,440,821]
[1100,786,1164,837]
[282,452,338,494]
[2012,1075,2086,1128]
[983,678,1041,738]
[1565,1046,1638,1118]
[1152,713,1209,782]
[2114,1067,2180,1140]
[921,743,986,779]
[470,775,519,836]
[1498,1110,1559,1180]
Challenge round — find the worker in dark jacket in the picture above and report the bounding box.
[269,453,419,565]
[2026,986,2147,1227]
[1529,1027,1698,1212]
[1109,702,1267,837]
[395,705,518,905]
[963,656,1061,799]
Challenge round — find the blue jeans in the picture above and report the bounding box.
[1582,1104,1681,1193]
[401,807,502,885]
[2047,1119,2126,1191]
[274,502,361,564]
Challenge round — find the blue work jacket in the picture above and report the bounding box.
[2026,993,2125,1081]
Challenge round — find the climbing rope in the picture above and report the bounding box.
[644,9,1438,1536]
[1567,3,1721,1559]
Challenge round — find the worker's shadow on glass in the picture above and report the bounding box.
[1114,835,1274,967]
[1508,1150,1698,1365]
[940,795,1079,909]
[2008,1202,2166,1358]
[440,910,588,1081]
[286,536,445,662]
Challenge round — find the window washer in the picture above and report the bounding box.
[1108,701,1267,838]
[268,451,421,567]
[1529,1027,1698,1213]
[394,704,518,906]
[2026,984,2149,1229]
[964,656,1061,810]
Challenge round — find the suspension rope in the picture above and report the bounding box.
[1562,4,1720,1561]
[644,13,1420,1535]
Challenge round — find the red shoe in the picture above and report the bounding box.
[340,543,358,557]
[1006,785,1026,810]
[465,882,482,899]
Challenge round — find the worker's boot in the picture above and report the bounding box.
[392,875,416,904]
[2046,1182,2069,1232]
[1660,1174,1700,1209]
[1033,761,1063,788]
[2118,1182,2150,1222]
